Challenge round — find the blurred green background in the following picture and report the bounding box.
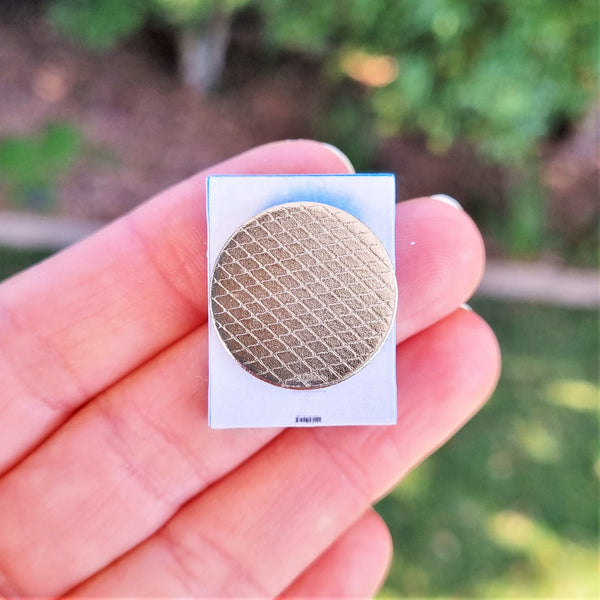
[1,0,598,262]
[378,298,598,598]
[0,0,598,597]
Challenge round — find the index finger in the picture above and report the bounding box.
[0,140,354,473]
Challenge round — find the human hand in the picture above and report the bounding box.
[0,140,500,598]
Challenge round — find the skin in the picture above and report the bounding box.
[0,140,500,598]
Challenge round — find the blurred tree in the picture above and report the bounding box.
[48,0,250,91]
[48,0,147,51]
[48,0,598,253]
[48,0,597,164]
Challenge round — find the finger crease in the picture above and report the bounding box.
[157,525,269,597]
[155,529,198,597]
[95,396,176,511]
[0,300,87,413]
[127,395,211,494]
[0,553,22,599]
[125,214,203,320]
[308,432,372,502]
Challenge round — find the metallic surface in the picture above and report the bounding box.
[211,202,397,389]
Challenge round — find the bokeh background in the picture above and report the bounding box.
[0,1,598,597]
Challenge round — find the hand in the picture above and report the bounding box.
[0,141,500,598]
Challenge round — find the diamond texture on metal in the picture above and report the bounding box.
[211,202,396,389]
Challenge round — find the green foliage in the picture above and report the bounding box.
[48,0,147,50]
[377,299,599,598]
[48,0,597,166]
[260,0,597,258]
[0,124,83,211]
[505,175,547,256]
[48,0,251,49]
[261,0,598,166]
[46,0,598,258]
[151,0,250,27]
[316,93,377,171]
[257,0,341,53]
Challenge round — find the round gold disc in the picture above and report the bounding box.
[211,201,397,389]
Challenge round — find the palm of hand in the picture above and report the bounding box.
[0,141,499,598]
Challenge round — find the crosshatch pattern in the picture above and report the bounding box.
[211,202,397,389]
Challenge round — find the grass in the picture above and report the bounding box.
[1,248,598,597]
[0,123,83,211]
[377,299,599,598]
[0,245,55,282]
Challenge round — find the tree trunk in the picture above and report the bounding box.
[177,11,231,94]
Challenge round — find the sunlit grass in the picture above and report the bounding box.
[481,510,598,598]
[377,299,599,598]
[546,379,599,412]
[515,420,561,464]
[0,246,54,281]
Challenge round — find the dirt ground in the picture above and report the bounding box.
[0,1,596,253]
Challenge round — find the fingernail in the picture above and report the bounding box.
[431,194,462,210]
[460,302,473,311]
[321,143,356,174]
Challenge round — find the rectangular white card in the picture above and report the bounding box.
[207,174,397,428]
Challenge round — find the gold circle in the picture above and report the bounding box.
[211,202,397,389]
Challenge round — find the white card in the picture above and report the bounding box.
[207,174,397,428]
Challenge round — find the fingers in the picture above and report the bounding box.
[394,197,484,342]
[0,197,486,597]
[0,140,353,473]
[0,325,280,598]
[72,310,500,598]
[280,510,392,599]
